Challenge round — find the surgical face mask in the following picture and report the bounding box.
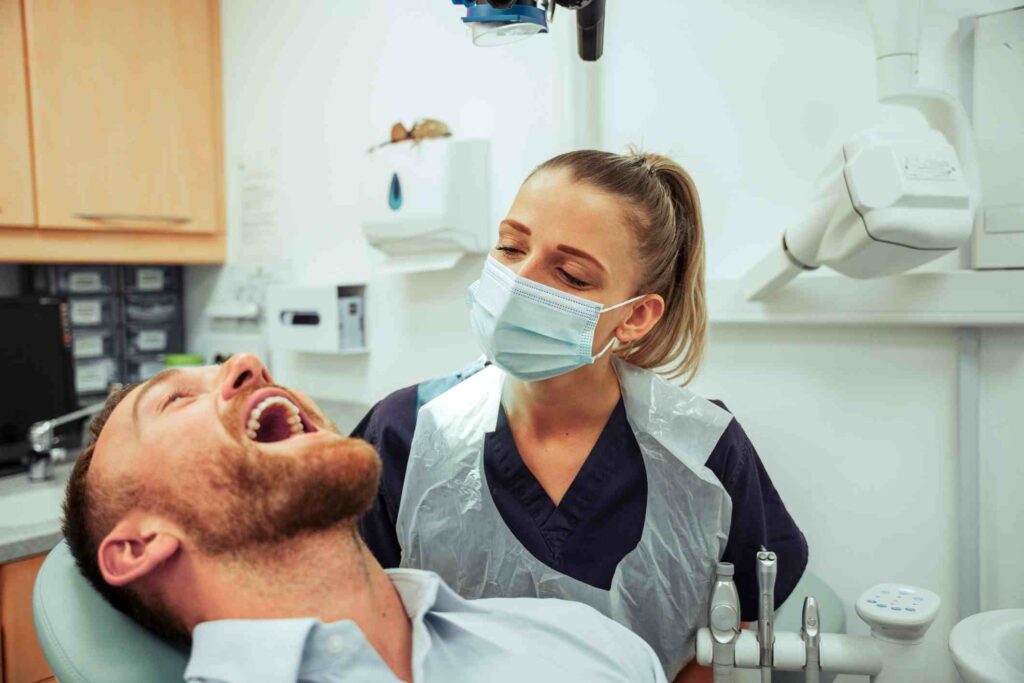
[468,256,644,382]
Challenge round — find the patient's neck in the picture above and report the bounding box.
[180,524,412,681]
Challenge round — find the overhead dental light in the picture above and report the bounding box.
[450,0,607,61]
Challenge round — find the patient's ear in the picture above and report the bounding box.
[98,513,181,587]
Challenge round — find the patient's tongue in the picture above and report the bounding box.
[255,405,294,443]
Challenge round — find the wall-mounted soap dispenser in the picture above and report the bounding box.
[361,138,491,273]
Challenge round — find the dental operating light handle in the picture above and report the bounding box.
[757,550,777,682]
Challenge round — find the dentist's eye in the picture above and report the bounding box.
[558,268,589,288]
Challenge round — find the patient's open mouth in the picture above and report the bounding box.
[245,394,316,443]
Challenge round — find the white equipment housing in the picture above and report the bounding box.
[743,0,982,300]
[361,138,491,273]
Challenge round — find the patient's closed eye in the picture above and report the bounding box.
[160,389,193,412]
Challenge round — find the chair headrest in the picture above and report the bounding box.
[33,541,187,683]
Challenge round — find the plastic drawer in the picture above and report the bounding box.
[67,296,120,328]
[74,357,122,394]
[125,324,182,355]
[71,327,120,359]
[124,293,181,325]
[32,265,119,295]
[122,266,181,293]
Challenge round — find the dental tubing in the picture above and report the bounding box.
[696,630,884,676]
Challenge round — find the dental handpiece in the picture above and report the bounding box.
[801,596,821,683]
[757,548,777,683]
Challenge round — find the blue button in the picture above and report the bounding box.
[906,608,916,612]
[876,604,888,608]
[892,607,902,611]
[868,600,877,604]
[913,597,924,601]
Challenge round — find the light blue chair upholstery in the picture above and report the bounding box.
[33,541,187,683]
[34,539,845,683]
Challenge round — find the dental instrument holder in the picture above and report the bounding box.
[802,597,821,683]
[697,572,942,682]
[757,549,777,682]
[709,562,741,683]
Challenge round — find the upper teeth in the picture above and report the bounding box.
[246,395,304,440]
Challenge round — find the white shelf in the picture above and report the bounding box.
[708,269,1024,327]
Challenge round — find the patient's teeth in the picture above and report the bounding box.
[246,428,257,439]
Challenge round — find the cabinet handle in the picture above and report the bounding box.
[73,212,191,224]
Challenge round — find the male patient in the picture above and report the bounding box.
[61,353,666,683]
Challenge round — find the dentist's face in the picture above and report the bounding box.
[90,354,381,554]
[494,167,645,351]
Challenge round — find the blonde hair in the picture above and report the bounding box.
[531,149,707,383]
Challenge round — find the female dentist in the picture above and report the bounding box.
[355,150,808,682]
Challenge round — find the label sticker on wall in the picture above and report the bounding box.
[137,330,168,352]
[71,300,103,326]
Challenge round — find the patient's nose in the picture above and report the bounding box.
[219,353,272,401]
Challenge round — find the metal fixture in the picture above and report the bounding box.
[801,596,821,683]
[27,401,106,482]
[757,547,778,683]
[709,562,741,683]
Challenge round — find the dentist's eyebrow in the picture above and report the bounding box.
[132,368,185,427]
[501,219,531,235]
[557,244,607,274]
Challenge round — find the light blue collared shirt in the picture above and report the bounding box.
[184,568,666,683]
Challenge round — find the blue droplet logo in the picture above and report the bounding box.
[388,173,402,211]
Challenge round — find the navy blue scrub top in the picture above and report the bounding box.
[354,362,809,622]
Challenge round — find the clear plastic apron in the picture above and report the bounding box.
[396,358,733,677]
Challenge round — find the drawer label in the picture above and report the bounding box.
[136,268,166,291]
[73,335,104,358]
[137,329,168,351]
[138,361,165,380]
[76,362,112,393]
[68,272,103,292]
[71,300,103,325]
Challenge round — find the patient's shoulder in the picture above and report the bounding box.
[471,596,665,681]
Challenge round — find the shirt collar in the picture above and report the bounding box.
[183,570,454,682]
[185,617,317,682]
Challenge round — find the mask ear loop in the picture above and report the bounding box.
[592,294,647,361]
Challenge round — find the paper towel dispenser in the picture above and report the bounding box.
[362,138,491,272]
[267,284,366,354]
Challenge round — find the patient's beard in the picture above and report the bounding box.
[152,431,381,557]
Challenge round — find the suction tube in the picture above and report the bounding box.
[576,0,605,60]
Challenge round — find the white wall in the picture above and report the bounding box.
[192,3,1024,681]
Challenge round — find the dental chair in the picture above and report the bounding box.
[33,541,187,682]
[33,540,843,682]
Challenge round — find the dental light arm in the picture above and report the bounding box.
[742,0,981,301]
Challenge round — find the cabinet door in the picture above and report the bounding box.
[24,0,223,234]
[0,554,53,683]
[0,0,36,228]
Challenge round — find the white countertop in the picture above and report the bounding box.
[0,462,73,564]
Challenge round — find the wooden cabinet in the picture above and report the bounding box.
[0,0,36,228]
[0,0,225,263]
[0,553,53,683]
